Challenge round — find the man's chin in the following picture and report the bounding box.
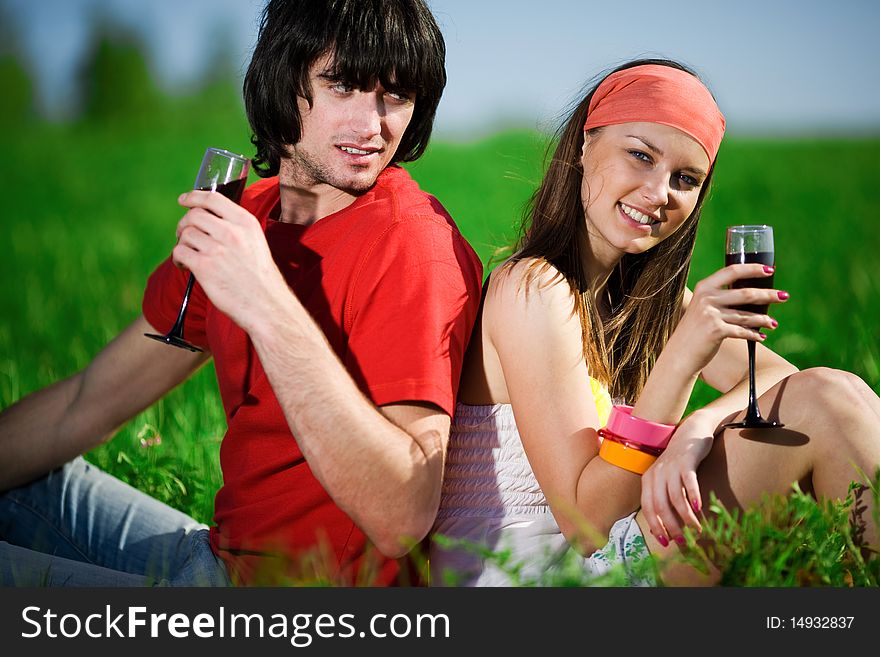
[337,170,382,194]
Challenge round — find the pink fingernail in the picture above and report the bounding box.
[763,266,775,274]
[770,319,778,328]
[674,536,686,546]
[692,499,701,513]
[778,291,790,300]
[657,535,669,548]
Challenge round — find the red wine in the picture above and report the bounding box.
[199,177,246,204]
[726,250,774,314]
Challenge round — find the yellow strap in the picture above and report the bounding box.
[589,376,613,426]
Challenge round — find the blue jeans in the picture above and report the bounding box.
[0,457,230,586]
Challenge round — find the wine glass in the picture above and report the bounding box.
[722,225,783,429]
[144,147,250,352]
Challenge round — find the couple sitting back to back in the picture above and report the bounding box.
[1,0,878,587]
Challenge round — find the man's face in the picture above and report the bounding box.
[283,54,416,195]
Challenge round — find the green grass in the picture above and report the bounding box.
[434,476,880,587]
[1,98,879,583]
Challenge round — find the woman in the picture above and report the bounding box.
[430,59,880,586]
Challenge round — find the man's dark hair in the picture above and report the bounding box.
[244,0,447,178]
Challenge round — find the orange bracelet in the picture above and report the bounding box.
[598,434,658,475]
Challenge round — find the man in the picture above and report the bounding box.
[0,0,482,586]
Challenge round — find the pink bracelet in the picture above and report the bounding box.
[598,429,664,456]
[604,405,676,450]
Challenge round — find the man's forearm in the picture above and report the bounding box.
[0,316,209,492]
[247,291,445,556]
[0,375,89,491]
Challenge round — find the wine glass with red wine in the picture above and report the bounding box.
[144,147,250,352]
[722,224,783,429]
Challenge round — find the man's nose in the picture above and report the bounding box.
[349,91,383,138]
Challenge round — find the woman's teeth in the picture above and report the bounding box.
[620,203,657,226]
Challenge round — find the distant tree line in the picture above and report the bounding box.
[0,16,240,125]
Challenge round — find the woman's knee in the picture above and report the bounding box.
[784,367,868,411]
[780,368,879,459]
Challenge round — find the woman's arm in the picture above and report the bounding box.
[486,261,642,553]
[631,268,788,424]
[696,295,798,419]
[487,260,790,550]
[638,282,795,542]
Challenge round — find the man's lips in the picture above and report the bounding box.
[336,143,382,157]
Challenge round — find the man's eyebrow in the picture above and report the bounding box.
[627,134,707,177]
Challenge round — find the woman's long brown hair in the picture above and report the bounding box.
[504,59,718,404]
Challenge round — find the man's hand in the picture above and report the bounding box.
[174,190,291,333]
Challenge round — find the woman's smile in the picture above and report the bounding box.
[618,202,660,229]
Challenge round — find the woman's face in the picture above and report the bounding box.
[580,121,711,260]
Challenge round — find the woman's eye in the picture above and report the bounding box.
[331,82,354,93]
[678,174,699,187]
[628,150,651,163]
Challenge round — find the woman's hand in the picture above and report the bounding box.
[670,264,786,375]
[639,411,718,544]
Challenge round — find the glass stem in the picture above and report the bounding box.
[169,273,196,338]
[745,339,761,421]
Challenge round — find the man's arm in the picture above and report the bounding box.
[248,301,450,558]
[173,191,466,557]
[0,314,210,491]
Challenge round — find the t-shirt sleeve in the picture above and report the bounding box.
[142,256,210,350]
[344,217,483,417]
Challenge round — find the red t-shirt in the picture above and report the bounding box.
[142,166,483,586]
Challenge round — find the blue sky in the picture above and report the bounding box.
[4,0,879,136]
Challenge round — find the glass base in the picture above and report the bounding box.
[723,419,784,429]
[144,333,203,353]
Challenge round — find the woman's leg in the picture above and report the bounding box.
[637,367,880,585]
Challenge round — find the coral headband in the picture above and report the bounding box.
[584,64,726,163]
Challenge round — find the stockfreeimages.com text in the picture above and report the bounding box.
[21,605,450,646]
